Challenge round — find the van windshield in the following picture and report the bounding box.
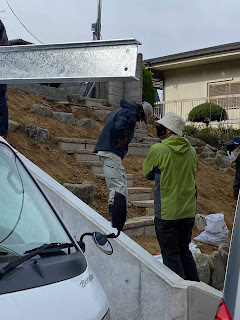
[0,143,72,259]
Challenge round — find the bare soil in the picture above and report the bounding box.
[6,89,237,255]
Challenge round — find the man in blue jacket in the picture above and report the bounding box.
[0,19,9,140]
[94,99,153,221]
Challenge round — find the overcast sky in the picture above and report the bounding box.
[1,0,240,59]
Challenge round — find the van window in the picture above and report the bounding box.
[0,143,72,258]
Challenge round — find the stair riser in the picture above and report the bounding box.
[128,146,151,157]
[59,142,86,152]
[75,154,100,161]
[128,193,151,202]
[90,166,104,175]
[123,224,155,237]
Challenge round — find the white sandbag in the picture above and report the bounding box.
[204,213,225,234]
[194,222,229,246]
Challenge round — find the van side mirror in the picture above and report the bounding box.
[79,232,113,255]
[92,232,113,255]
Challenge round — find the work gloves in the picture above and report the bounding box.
[112,138,127,148]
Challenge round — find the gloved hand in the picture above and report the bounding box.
[112,138,127,148]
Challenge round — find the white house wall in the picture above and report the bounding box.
[164,59,240,101]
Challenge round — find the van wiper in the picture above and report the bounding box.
[24,242,74,254]
[0,242,73,279]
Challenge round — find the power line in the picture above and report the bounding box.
[5,0,43,44]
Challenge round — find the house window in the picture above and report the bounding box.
[208,81,240,109]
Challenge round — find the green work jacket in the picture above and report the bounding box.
[142,134,197,220]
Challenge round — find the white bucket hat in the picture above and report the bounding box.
[142,101,153,124]
[157,112,185,136]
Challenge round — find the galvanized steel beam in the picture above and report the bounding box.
[0,39,140,84]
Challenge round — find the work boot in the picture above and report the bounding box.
[108,204,114,222]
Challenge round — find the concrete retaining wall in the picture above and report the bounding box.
[17,151,222,320]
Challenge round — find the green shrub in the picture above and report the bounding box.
[142,65,156,106]
[192,126,240,148]
[183,125,199,137]
[195,128,220,147]
[188,102,228,122]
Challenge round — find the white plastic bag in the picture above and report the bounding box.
[154,242,201,263]
[154,254,163,263]
[189,242,201,254]
[194,213,229,246]
[205,213,225,233]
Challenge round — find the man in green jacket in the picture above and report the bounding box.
[142,112,199,281]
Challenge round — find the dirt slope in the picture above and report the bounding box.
[6,89,237,254]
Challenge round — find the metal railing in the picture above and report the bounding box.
[154,95,240,121]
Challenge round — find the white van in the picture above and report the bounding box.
[0,138,110,320]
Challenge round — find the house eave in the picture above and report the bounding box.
[149,50,240,71]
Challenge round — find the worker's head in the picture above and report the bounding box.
[138,101,153,124]
[224,136,240,160]
[156,112,185,138]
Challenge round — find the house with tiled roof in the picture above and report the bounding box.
[144,42,240,123]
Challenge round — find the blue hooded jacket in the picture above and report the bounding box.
[0,20,9,46]
[94,99,140,159]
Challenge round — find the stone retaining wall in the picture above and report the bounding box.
[185,135,234,171]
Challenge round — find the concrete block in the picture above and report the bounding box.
[193,253,211,284]
[52,112,75,125]
[79,161,103,174]
[25,124,49,143]
[85,140,97,150]
[58,141,86,152]
[209,251,225,289]
[92,110,109,123]
[108,81,124,89]
[85,98,103,108]
[108,94,122,105]
[30,104,53,117]
[128,187,151,202]
[8,120,19,131]
[109,86,124,96]
[144,224,156,236]
[75,118,94,128]
[124,226,145,237]
[75,150,100,162]
[63,182,94,204]
[218,243,230,271]
[124,88,142,98]
[67,94,82,104]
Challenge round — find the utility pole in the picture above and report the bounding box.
[92,0,102,40]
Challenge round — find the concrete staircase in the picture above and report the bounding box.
[54,96,158,235]
[55,136,155,220]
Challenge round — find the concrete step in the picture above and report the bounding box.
[56,136,153,156]
[134,128,148,139]
[127,187,151,202]
[123,216,155,237]
[74,150,100,161]
[78,160,103,174]
[128,143,152,157]
[130,200,154,215]
[56,138,97,153]
[96,173,133,187]
[67,95,109,108]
